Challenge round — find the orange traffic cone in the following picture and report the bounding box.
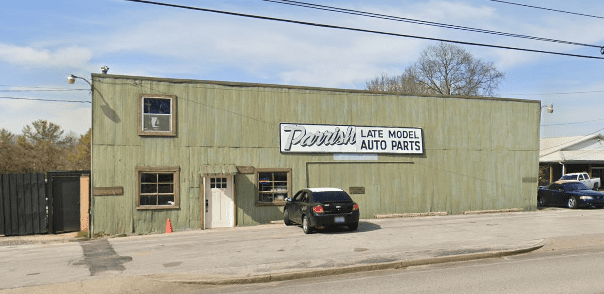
[166,218,173,233]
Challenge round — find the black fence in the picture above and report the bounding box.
[1,171,90,236]
[0,173,47,236]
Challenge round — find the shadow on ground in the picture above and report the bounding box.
[537,205,604,211]
[312,221,381,234]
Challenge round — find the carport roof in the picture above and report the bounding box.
[540,134,604,163]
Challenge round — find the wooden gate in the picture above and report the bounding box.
[0,173,47,236]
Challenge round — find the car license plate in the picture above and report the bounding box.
[335,217,345,223]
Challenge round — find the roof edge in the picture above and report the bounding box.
[540,133,604,158]
[91,73,540,104]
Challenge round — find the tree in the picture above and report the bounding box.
[22,120,66,146]
[0,129,17,173]
[366,42,505,97]
[365,73,432,94]
[20,120,70,172]
[68,128,91,170]
[0,121,90,174]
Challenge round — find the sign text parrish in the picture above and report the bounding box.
[280,123,424,154]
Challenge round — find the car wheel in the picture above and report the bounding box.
[537,196,546,207]
[283,209,293,226]
[594,183,599,191]
[348,222,359,231]
[567,196,578,209]
[302,214,313,234]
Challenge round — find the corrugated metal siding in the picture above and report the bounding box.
[91,75,540,234]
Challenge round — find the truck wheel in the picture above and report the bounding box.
[594,183,599,191]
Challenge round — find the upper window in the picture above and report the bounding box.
[138,94,177,136]
[256,168,291,205]
[136,166,180,210]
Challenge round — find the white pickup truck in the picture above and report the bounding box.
[559,172,601,190]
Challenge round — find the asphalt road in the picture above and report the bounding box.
[192,246,604,294]
[3,209,604,293]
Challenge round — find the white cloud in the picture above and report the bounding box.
[86,9,434,87]
[0,43,92,68]
[0,97,91,135]
[413,0,495,23]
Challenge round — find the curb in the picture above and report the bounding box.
[374,212,448,219]
[156,241,545,285]
[461,208,524,215]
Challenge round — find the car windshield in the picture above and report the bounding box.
[563,182,590,191]
[311,191,352,203]
[560,175,578,180]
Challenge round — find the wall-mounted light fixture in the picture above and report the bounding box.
[541,104,553,113]
[67,74,91,87]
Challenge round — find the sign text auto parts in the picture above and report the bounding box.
[280,123,423,154]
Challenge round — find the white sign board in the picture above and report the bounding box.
[280,123,424,154]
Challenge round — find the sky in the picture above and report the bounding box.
[1,0,603,139]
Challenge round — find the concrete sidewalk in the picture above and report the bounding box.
[2,208,604,292]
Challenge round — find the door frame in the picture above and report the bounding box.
[200,174,237,229]
[47,171,91,234]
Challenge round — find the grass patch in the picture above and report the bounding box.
[76,231,89,239]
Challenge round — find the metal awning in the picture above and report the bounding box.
[201,164,238,176]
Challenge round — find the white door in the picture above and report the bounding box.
[204,176,234,228]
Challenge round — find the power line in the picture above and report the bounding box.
[264,0,602,49]
[125,0,604,60]
[0,89,89,92]
[0,85,85,89]
[542,118,604,127]
[0,96,91,104]
[507,89,604,96]
[489,0,604,20]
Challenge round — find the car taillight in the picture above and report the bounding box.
[352,204,359,211]
[313,205,324,214]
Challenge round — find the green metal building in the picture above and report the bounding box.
[90,74,541,235]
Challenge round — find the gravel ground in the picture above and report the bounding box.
[0,232,79,246]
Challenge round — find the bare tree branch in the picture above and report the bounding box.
[366,42,505,97]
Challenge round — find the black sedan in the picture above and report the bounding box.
[537,180,604,209]
[283,188,360,234]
